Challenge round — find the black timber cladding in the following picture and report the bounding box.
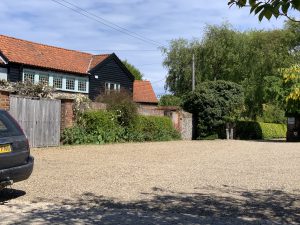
[4,54,135,100]
[89,54,135,100]
[8,63,22,82]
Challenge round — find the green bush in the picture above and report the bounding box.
[236,121,287,140]
[96,91,138,127]
[61,111,180,145]
[77,110,118,133]
[159,95,182,106]
[62,110,125,145]
[257,104,286,124]
[183,80,244,138]
[260,123,287,140]
[135,116,181,141]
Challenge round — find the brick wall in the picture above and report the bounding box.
[0,90,10,110]
[60,99,74,131]
[137,104,164,117]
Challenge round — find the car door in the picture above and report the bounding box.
[0,111,29,171]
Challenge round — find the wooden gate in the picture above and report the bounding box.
[9,96,61,147]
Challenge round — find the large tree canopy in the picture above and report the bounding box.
[228,0,300,22]
[162,22,300,119]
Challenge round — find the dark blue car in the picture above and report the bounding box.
[0,110,34,190]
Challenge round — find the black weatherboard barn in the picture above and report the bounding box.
[0,35,135,100]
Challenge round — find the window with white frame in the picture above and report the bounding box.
[53,76,63,89]
[66,78,75,90]
[78,80,87,92]
[105,82,120,94]
[22,69,89,93]
[23,71,35,83]
[0,68,7,80]
[39,74,49,85]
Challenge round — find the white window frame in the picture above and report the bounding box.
[0,68,8,81]
[105,82,120,94]
[78,79,88,92]
[22,69,89,93]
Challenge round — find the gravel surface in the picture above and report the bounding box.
[1,140,300,224]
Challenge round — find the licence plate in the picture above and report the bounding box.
[0,145,11,154]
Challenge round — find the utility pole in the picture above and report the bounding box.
[192,53,195,91]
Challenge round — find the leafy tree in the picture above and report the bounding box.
[183,80,244,138]
[161,39,200,96]
[159,94,182,106]
[162,23,298,119]
[282,64,300,113]
[122,60,143,80]
[228,0,300,22]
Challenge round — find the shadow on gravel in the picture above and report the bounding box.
[0,188,26,204]
[5,186,300,225]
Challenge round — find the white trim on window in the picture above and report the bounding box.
[0,68,7,80]
[105,82,120,94]
[22,69,89,93]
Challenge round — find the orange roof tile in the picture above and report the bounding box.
[89,54,110,70]
[0,35,110,75]
[133,80,158,104]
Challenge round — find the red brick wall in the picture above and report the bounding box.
[0,90,10,110]
[60,99,74,131]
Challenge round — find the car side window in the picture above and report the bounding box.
[0,111,23,138]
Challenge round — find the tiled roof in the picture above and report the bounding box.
[89,54,110,70]
[0,35,110,75]
[133,80,158,103]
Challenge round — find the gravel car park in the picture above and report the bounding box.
[1,140,300,225]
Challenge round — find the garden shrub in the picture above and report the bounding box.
[61,110,125,145]
[159,94,182,106]
[256,104,286,124]
[235,121,263,140]
[77,110,118,133]
[183,80,244,139]
[135,116,181,141]
[235,121,287,140]
[61,111,181,145]
[96,90,138,127]
[259,123,287,140]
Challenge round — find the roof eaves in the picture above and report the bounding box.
[0,52,8,64]
[11,61,89,76]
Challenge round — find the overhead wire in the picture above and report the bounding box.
[58,0,164,47]
[50,0,165,48]
[49,0,167,95]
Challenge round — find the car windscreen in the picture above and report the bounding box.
[0,111,23,138]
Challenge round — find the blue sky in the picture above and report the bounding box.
[0,0,286,95]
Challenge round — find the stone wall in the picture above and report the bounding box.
[166,110,193,140]
[180,111,193,140]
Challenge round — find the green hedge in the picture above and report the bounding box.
[135,116,181,141]
[236,121,287,140]
[61,111,180,145]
